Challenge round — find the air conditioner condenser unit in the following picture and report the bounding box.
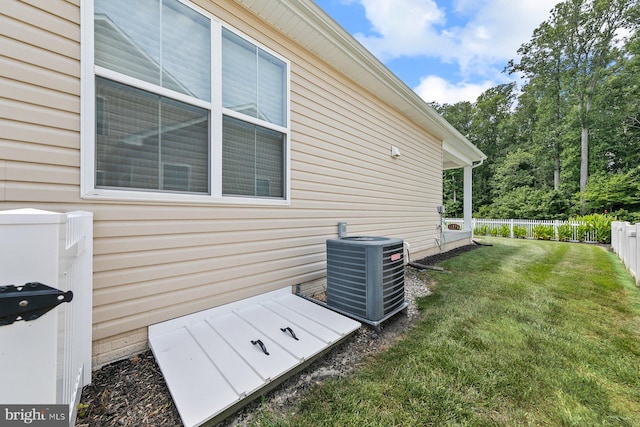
[326,236,408,328]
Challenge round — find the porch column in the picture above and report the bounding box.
[463,165,472,232]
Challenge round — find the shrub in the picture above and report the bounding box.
[499,224,511,237]
[610,209,640,224]
[513,225,527,239]
[489,227,499,237]
[557,223,573,241]
[475,225,488,236]
[576,222,593,242]
[479,188,572,220]
[533,224,554,240]
[572,213,614,243]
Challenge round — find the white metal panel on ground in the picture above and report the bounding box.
[149,287,360,427]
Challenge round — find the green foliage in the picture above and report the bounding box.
[499,224,511,237]
[557,223,573,241]
[479,188,571,220]
[273,240,640,426]
[443,198,462,219]
[480,187,541,219]
[583,167,640,214]
[576,222,592,243]
[492,149,537,194]
[610,209,640,224]
[489,227,499,237]
[533,224,554,240]
[591,214,614,244]
[77,403,90,419]
[513,225,527,238]
[571,213,615,244]
[443,169,463,217]
[475,225,488,236]
[453,0,640,219]
[464,83,519,209]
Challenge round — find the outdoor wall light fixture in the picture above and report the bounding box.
[390,145,401,158]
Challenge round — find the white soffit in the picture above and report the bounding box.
[149,287,361,427]
[443,139,480,169]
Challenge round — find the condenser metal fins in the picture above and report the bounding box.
[326,236,408,328]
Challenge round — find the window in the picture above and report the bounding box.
[221,28,287,198]
[95,77,209,193]
[85,0,289,202]
[222,116,284,198]
[222,29,286,127]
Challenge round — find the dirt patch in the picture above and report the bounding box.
[76,245,477,427]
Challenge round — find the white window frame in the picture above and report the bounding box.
[81,0,291,205]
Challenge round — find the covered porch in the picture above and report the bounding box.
[442,138,486,238]
[443,222,473,244]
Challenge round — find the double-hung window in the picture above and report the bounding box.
[84,0,289,203]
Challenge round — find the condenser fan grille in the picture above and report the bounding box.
[326,236,407,325]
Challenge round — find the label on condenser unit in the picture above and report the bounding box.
[390,253,402,262]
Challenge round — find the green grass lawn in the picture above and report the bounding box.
[255,238,640,426]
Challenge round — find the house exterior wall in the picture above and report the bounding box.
[1,0,445,367]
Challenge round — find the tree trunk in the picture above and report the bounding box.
[580,124,589,213]
[580,125,589,192]
[580,90,593,213]
[554,154,560,191]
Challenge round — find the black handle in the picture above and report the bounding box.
[251,339,269,355]
[280,326,299,341]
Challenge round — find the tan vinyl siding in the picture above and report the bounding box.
[1,0,81,204]
[2,0,444,366]
[0,160,4,201]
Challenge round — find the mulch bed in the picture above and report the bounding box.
[411,242,480,266]
[76,353,182,427]
[76,244,480,427]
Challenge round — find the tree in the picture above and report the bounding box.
[564,0,636,198]
[492,149,537,194]
[478,187,570,220]
[509,0,639,211]
[595,31,640,172]
[431,101,474,137]
[436,20,639,220]
[508,15,567,191]
[583,167,640,213]
[469,83,518,209]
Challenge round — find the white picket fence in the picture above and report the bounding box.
[445,218,600,243]
[611,221,639,286]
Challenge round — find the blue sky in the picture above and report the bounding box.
[313,0,559,105]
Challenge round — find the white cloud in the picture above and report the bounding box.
[452,0,558,67]
[414,75,493,104]
[348,0,558,102]
[351,0,452,61]
[352,0,557,65]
